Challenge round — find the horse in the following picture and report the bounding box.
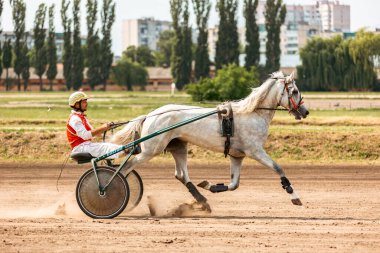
[111,71,309,209]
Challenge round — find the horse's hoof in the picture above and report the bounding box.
[291,198,303,206]
[197,180,211,190]
[198,201,212,213]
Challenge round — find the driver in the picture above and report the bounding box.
[66,91,123,159]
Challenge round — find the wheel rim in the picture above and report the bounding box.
[77,167,129,218]
[125,170,143,212]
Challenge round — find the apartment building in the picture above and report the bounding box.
[121,17,171,52]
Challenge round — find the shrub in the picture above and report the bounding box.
[186,64,259,101]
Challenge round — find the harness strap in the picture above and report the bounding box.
[217,103,234,157]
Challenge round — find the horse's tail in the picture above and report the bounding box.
[111,115,146,145]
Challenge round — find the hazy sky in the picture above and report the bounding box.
[1,0,379,56]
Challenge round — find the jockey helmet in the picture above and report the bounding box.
[69,91,88,107]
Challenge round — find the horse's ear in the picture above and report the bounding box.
[286,71,295,83]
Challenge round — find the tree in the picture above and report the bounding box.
[112,56,148,91]
[244,0,260,69]
[100,0,115,90]
[215,0,239,70]
[86,0,102,90]
[186,64,259,101]
[61,0,72,90]
[3,39,12,91]
[264,0,286,72]
[170,0,192,90]
[297,34,378,91]
[155,30,175,67]
[47,4,57,91]
[0,0,3,89]
[192,0,211,80]
[124,45,155,67]
[21,43,30,91]
[33,3,47,91]
[12,0,26,91]
[72,0,84,90]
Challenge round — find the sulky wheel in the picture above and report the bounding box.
[76,166,130,219]
[124,170,144,212]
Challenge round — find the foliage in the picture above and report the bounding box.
[100,0,115,90]
[192,0,211,80]
[111,56,148,91]
[33,3,47,91]
[61,0,72,90]
[264,0,286,72]
[170,0,192,90]
[86,0,102,90]
[21,43,29,90]
[297,34,378,91]
[72,0,84,90]
[3,39,12,90]
[186,64,259,101]
[47,4,58,91]
[215,0,239,70]
[155,30,175,67]
[124,45,155,67]
[244,0,260,69]
[12,0,26,91]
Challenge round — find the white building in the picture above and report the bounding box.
[121,17,171,52]
[317,0,350,32]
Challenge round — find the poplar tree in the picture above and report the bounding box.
[72,0,84,90]
[86,0,101,90]
[264,0,286,72]
[100,0,115,90]
[47,4,57,91]
[170,0,192,90]
[12,0,26,91]
[21,43,30,91]
[61,0,72,90]
[192,0,211,80]
[244,0,260,69]
[3,39,12,91]
[215,0,239,70]
[0,0,3,86]
[33,3,47,91]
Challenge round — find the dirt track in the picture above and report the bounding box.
[1,162,379,252]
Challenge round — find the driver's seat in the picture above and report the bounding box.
[70,152,94,164]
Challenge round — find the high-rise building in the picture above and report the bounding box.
[121,17,171,52]
[317,0,350,32]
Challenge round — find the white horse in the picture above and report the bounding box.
[111,71,309,208]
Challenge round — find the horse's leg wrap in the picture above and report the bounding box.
[281,177,294,194]
[186,182,207,203]
[210,183,228,193]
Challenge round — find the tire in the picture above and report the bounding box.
[124,170,144,212]
[76,166,130,219]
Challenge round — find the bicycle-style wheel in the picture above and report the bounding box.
[124,170,144,212]
[76,166,130,219]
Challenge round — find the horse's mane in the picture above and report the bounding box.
[232,71,284,114]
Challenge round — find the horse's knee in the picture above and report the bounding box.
[228,183,239,191]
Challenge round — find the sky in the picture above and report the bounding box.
[1,0,380,56]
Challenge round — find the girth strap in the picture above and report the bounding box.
[217,103,234,157]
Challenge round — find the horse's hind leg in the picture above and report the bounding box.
[249,148,302,206]
[167,139,209,209]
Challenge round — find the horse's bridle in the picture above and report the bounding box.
[257,78,304,113]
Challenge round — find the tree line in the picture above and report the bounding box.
[0,0,115,91]
[297,31,380,91]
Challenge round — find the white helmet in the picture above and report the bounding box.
[68,91,88,107]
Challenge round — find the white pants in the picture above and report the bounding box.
[72,141,124,159]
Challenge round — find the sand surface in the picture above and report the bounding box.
[1,163,379,252]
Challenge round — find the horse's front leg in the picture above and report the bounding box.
[198,156,244,193]
[249,148,302,206]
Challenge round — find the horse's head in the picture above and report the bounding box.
[278,72,309,120]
